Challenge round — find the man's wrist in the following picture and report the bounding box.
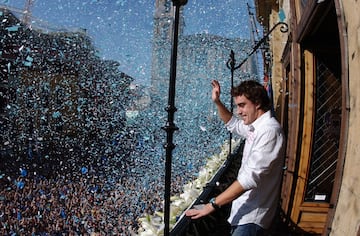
[209,197,220,210]
[213,99,222,106]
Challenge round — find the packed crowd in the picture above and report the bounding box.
[0,101,227,236]
[0,72,227,235]
[0,167,164,235]
[0,138,204,236]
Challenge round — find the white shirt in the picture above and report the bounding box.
[225,111,285,229]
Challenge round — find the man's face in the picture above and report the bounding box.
[234,95,261,125]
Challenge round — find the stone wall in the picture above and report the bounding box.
[330,1,360,236]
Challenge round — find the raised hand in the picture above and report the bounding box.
[211,80,221,103]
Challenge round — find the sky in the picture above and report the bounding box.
[1,0,256,84]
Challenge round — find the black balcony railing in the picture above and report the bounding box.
[170,141,244,236]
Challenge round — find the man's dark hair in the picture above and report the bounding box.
[231,80,272,112]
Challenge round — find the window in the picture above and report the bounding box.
[305,58,341,202]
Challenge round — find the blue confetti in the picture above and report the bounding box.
[23,61,32,67]
[6,25,19,32]
[81,166,88,174]
[52,111,61,118]
[25,55,34,62]
[16,180,25,189]
[20,168,27,177]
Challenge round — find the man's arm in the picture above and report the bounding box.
[211,80,233,124]
[185,180,246,219]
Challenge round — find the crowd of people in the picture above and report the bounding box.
[0,164,165,235]
[0,131,210,236]
[0,91,226,236]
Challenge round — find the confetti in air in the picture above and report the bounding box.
[0,0,261,234]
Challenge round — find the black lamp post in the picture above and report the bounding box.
[162,0,187,236]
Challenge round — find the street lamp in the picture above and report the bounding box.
[162,0,187,236]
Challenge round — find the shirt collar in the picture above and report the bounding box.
[248,111,272,132]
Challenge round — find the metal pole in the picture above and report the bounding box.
[162,1,187,235]
[226,50,236,154]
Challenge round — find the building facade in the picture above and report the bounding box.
[255,0,360,235]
